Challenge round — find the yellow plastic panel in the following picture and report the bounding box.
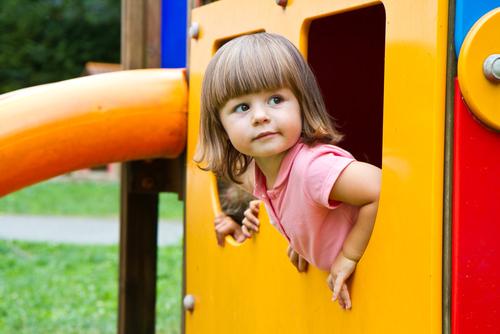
[458,8,500,130]
[186,0,447,333]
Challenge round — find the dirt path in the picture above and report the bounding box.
[0,215,182,246]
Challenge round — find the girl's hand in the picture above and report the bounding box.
[241,200,261,238]
[214,213,247,246]
[326,252,358,310]
[287,245,308,272]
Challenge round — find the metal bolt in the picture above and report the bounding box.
[483,54,500,83]
[183,294,195,312]
[189,22,200,39]
[276,0,287,8]
[141,177,155,190]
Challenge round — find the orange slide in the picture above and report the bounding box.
[0,69,187,197]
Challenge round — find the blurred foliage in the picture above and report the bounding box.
[0,0,120,94]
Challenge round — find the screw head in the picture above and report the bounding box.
[189,22,200,39]
[483,54,500,82]
[141,177,155,190]
[276,0,287,7]
[183,294,195,312]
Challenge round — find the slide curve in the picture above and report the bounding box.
[0,69,187,197]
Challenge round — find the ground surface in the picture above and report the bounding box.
[0,215,182,245]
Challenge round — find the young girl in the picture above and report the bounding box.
[195,33,381,310]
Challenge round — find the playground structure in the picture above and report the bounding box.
[0,0,499,333]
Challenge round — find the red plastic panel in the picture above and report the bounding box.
[452,79,500,333]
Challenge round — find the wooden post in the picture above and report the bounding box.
[118,1,162,334]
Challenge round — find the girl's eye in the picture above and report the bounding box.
[234,103,250,113]
[268,95,283,106]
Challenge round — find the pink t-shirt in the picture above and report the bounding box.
[254,141,359,271]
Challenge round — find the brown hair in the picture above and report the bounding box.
[194,32,343,183]
[218,179,256,223]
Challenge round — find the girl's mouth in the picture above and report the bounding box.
[253,131,278,141]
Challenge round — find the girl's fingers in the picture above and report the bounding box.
[326,274,334,291]
[242,217,258,233]
[243,209,260,229]
[289,249,299,266]
[241,216,251,228]
[332,273,345,301]
[338,295,346,309]
[214,213,224,226]
[215,230,225,246]
[297,256,308,272]
[243,207,259,220]
[231,223,247,243]
[241,225,252,238]
[242,200,261,232]
[249,201,260,218]
[287,246,307,272]
[249,200,261,211]
[234,230,247,243]
[215,221,230,246]
[329,274,351,308]
[340,284,352,309]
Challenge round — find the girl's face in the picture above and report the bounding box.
[219,88,302,159]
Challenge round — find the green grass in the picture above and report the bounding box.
[0,179,183,220]
[0,240,182,334]
[0,180,184,332]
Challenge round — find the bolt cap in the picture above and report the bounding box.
[483,54,500,82]
[183,294,195,312]
[189,22,200,39]
[275,0,287,8]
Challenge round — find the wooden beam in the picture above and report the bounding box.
[121,0,146,70]
[119,162,160,334]
[146,0,162,68]
[118,1,162,334]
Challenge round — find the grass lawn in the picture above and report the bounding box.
[0,240,182,334]
[0,179,183,220]
[0,179,184,333]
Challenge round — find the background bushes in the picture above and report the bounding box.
[0,0,120,94]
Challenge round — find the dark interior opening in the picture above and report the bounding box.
[307,4,386,167]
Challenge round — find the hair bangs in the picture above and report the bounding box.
[209,36,297,110]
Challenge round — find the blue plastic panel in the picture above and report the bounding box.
[455,0,500,56]
[161,0,187,68]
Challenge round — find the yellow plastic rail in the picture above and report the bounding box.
[0,68,187,197]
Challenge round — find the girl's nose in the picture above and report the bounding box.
[251,105,270,125]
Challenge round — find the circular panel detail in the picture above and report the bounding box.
[458,8,500,130]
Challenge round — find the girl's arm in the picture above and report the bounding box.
[327,161,381,309]
[330,161,381,261]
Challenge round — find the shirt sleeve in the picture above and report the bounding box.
[304,152,355,209]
